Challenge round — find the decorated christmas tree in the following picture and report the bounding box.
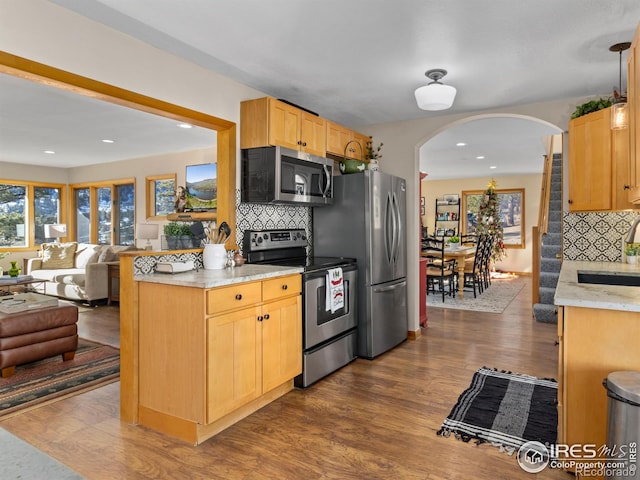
[476,179,506,263]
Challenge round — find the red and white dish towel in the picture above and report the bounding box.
[326,267,344,313]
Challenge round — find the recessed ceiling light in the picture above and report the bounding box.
[476,155,485,160]
[43,150,55,154]
[102,139,115,144]
[489,166,497,169]
[456,142,467,147]
[177,123,193,129]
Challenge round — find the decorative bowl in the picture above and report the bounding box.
[339,159,367,174]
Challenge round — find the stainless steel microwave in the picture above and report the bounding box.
[241,146,333,206]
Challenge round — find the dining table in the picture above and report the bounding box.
[443,245,476,299]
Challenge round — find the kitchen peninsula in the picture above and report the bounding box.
[554,260,640,468]
[121,252,303,445]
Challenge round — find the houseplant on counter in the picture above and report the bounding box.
[163,222,194,250]
[624,244,638,264]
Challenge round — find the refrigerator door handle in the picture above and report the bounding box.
[392,191,402,264]
[385,193,393,264]
[389,192,398,264]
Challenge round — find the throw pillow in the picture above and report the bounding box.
[41,242,78,269]
[75,245,103,268]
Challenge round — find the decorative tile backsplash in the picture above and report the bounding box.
[133,251,202,275]
[235,189,312,254]
[563,211,640,262]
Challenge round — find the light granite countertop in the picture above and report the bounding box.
[134,264,303,289]
[554,260,640,312]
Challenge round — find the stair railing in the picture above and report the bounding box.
[532,136,556,305]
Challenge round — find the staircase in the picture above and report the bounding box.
[533,154,562,323]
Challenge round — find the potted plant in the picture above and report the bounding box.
[366,141,383,171]
[448,235,460,250]
[163,222,184,250]
[570,98,612,119]
[625,244,638,264]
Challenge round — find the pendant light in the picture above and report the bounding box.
[415,69,457,111]
[610,42,631,130]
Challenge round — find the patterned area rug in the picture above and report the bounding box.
[426,276,525,313]
[437,367,558,452]
[0,339,119,419]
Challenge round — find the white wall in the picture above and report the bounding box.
[422,174,543,274]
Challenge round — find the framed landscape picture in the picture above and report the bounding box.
[461,188,525,248]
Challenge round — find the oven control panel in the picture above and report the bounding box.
[243,229,307,251]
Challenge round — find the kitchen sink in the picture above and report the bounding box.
[577,270,640,287]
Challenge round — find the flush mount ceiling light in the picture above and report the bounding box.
[610,42,631,130]
[414,69,457,111]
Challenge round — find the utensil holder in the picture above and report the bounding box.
[203,243,226,270]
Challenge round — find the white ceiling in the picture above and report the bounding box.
[2,0,640,177]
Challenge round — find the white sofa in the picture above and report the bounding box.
[25,243,136,305]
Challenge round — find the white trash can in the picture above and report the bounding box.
[604,371,640,479]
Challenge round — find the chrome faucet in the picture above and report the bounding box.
[626,216,640,244]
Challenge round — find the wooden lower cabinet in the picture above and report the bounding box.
[558,305,640,478]
[138,274,301,445]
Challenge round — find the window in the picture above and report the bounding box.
[71,178,135,245]
[146,174,176,219]
[0,181,65,249]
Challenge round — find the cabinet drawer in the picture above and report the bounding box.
[262,275,301,302]
[207,281,262,315]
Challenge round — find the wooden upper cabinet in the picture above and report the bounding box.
[628,22,640,203]
[568,108,612,211]
[325,120,370,161]
[240,97,326,156]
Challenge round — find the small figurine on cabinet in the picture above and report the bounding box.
[174,186,186,212]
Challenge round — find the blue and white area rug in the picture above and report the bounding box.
[437,367,558,453]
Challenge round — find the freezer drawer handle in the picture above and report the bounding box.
[376,283,403,292]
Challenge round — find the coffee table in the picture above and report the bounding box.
[0,276,46,294]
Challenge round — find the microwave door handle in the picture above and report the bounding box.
[322,164,331,197]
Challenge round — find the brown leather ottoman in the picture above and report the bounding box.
[0,304,79,377]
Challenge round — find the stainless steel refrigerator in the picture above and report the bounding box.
[313,170,408,359]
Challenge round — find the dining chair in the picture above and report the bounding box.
[479,235,494,289]
[460,234,477,246]
[462,234,486,298]
[422,236,457,301]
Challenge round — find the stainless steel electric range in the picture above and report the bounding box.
[243,229,357,388]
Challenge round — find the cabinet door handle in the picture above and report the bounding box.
[297,140,302,145]
[624,185,631,190]
[568,199,573,204]
[281,284,288,290]
[235,294,242,300]
[263,313,270,320]
[257,315,263,322]
[302,141,307,147]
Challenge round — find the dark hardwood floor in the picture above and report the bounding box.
[0,278,571,479]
